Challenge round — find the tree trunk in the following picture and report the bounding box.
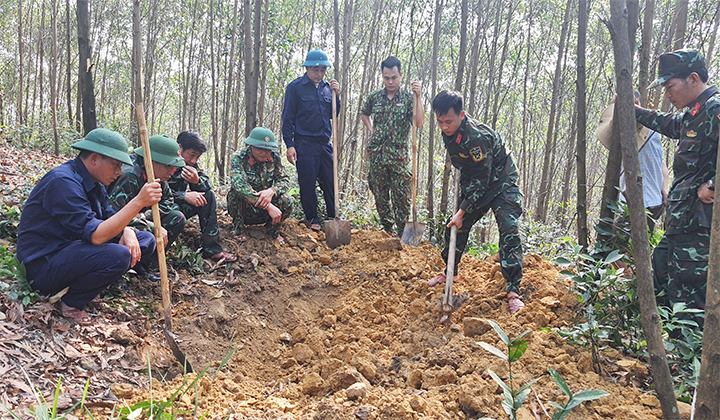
[51,0,60,154]
[521,5,532,204]
[576,0,588,248]
[65,0,73,127]
[660,0,688,112]
[534,0,572,222]
[76,0,96,135]
[466,0,484,116]
[481,3,502,123]
[243,0,260,136]
[705,3,720,69]
[608,3,680,419]
[209,0,219,174]
[220,0,239,181]
[257,0,269,126]
[695,96,720,420]
[491,3,515,130]
[143,0,160,124]
[439,0,467,215]
[17,0,24,125]
[637,0,655,106]
[427,0,443,233]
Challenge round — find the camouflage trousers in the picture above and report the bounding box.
[368,161,411,237]
[227,189,293,237]
[442,186,524,294]
[142,209,186,249]
[176,189,223,258]
[652,230,709,326]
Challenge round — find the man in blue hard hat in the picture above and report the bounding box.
[282,49,341,232]
[17,128,163,325]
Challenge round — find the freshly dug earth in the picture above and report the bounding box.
[99,222,667,419]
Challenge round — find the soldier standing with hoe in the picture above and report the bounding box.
[429,90,525,314]
[360,56,424,237]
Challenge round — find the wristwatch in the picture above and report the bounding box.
[708,179,715,191]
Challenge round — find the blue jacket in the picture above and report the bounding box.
[17,157,116,265]
[282,73,341,147]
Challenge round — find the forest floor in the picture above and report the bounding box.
[0,144,689,419]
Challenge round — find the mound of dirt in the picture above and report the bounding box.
[96,220,668,420]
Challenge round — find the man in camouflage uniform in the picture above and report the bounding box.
[635,49,720,324]
[429,90,525,314]
[228,127,292,245]
[360,56,424,237]
[109,135,187,255]
[168,131,236,262]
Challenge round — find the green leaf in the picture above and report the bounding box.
[604,250,624,264]
[488,369,512,395]
[508,339,528,362]
[478,342,508,361]
[555,257,572,266]
[549,368,572,397]
[488,320,510,346]
[513,330,532,342]
[571,389,610,402]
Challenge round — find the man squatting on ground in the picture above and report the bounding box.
[228,127,293,245]
[360,56,424,237]
[429,90,525,315]
[634,49,720,326]
[108,135,187,265]
[168,130,236,262]
[282,49,341,232]
[16,129,163,325]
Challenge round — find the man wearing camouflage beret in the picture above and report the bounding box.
[108,135,187,261]
[634,49,720,325]
[228,127,293,245]
[17,128,163,325]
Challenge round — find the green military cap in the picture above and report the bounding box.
[135,135,186,167]
[71,128,132,165]
[649,49,706,89]
[244,127,278,150]
[303,49,332,68]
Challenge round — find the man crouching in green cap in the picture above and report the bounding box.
[16,128,163,325]
[108,135,187,273]
[228,127,293,245]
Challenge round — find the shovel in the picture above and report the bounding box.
[401,90,425,246]
[133,10,192,372]
[441,171,468,323]
[325,89,351,249]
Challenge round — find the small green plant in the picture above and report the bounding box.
[479,321,608,420]
[547,368,609,420]
[0,205,22,239]
[0,245,40,306]
[657,302,704,402]
[478,320,539,420]
[169,243,205,274]
[0,369,90,420]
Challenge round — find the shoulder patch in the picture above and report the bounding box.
[470,146,484,162]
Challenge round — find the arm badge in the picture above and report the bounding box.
[470,146,484,162]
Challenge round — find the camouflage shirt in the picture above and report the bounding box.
[167,162,212,201]
[230,147,290,199]
[108,154,179,231]
[442,116,519,215]
[636,86,720,234]
[360,88,414,163]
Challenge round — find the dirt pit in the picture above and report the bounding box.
[72,218,671,420]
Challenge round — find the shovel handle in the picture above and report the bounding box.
[443,171,461,312]
[411,91,419,223]
[332,90,340,217]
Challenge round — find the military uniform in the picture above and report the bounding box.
[637,86,720,314]
[360,88,414,236]
[228,147,292,237]
[168,163,222,258]
[441,116,524,294]
[108,154,186,247]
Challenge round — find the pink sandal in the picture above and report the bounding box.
[507,293,525,315]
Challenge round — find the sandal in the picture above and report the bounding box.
[428,273,458,287]
[507,293,525,315]
[60,302,92,326]
[276,234,286,246]
[233,232,248,242]
[210,251,237,262]
[310,223,322,232]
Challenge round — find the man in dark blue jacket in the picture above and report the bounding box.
[17,129,162,325]
[282,49,341,232]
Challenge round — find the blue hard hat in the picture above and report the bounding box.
[303,49,332,68]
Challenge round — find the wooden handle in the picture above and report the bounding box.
[332,90,339,218]
[411,91,419,223]
[443,170,461,311]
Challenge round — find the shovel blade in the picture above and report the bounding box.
[163,326,193,372]
[325,218,351,249]
[401,221,426,246]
